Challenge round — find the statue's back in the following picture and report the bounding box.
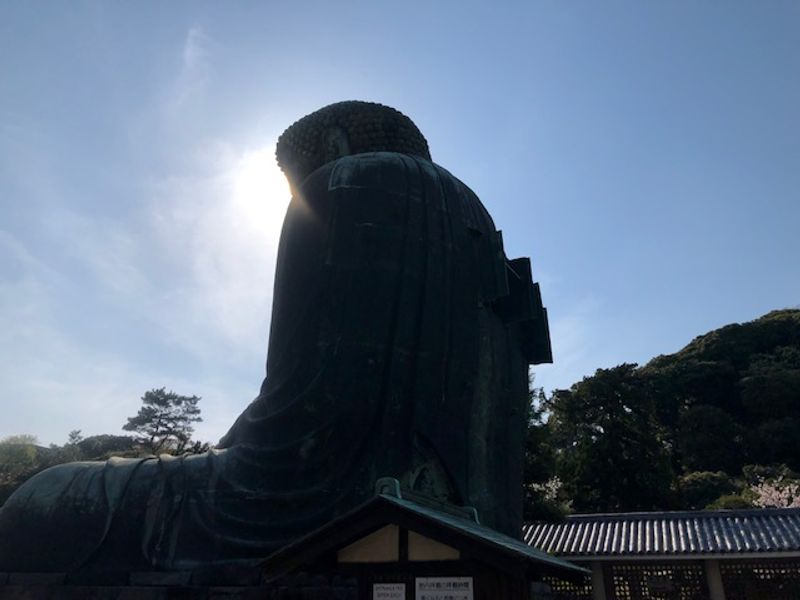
[0,102,550,574]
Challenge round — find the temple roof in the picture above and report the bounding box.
[261,492,588,580]
[524,508,800,559]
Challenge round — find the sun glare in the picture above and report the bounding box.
[231,148,291,238]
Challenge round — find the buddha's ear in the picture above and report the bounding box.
[322,126,350,162]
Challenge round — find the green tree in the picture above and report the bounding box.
[0,435,39,476]
[747,418,800,470]
[739,347,800,422]
[677,405,743,473]
[707,494,753,509]
[546,364,675,513]
[742,463,797,485]
[77,434,138,459]
[523,388,567,521]
[678,471,737,509]
[54,429,84,462]
[123,388,202,454]
[532,309,800,513]
[0,434,41,505]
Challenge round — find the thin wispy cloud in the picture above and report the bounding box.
[170,25,214,109]
[2,2,797,445]
[183,26,210,72]
[0,23,288,443]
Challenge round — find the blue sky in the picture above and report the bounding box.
[1,1,798,445]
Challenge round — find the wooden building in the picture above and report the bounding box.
[261,482,588,600]
[524,508,800,600]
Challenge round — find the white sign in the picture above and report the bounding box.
[415,577,473,600]
[374,583,406,599]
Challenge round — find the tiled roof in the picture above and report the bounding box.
[262,492,588,579]
[382,494,587,575]
[524,508,800,558]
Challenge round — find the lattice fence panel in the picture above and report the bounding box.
[542,574,593,599]
[609,562,708,600]
[720,559,800,600]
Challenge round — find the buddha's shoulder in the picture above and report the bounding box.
[305,152,467,195]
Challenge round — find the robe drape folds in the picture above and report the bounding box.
[0,152,530,572]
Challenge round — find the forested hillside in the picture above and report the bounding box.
[526,309,800,518]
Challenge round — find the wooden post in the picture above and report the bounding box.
[705,559,726,600]
[591,562,607,600]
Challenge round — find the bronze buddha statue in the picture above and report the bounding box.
[0,101,551,575]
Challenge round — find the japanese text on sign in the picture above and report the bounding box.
[415,577,473,600]
[373,583,406,599]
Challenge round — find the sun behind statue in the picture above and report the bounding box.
[0,101,550,577]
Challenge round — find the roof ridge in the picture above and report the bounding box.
[551,507,800,522]
[523,508,800,557]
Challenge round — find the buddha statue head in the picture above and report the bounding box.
[275,100,431,188]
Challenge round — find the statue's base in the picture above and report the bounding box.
[0,490,585,599]
[0,571,357,599]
